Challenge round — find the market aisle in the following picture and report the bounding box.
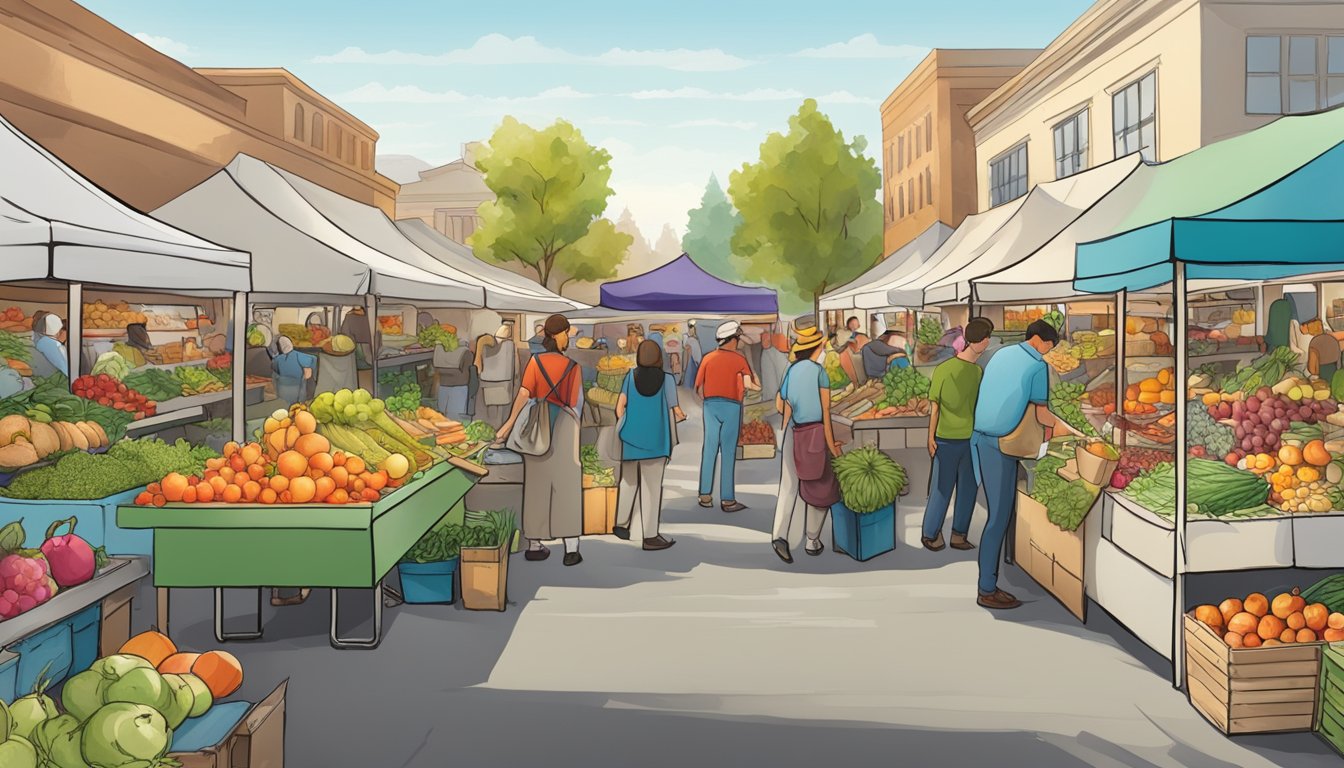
[155,395,1337,768]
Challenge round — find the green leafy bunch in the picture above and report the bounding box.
[832,447,906,513]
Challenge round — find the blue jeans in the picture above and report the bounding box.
[972,431,1019,595]
[699,397,741,500]
[922,437,976,541]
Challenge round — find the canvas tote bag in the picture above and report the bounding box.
[998,406,1046,459]
[506,355,576,457]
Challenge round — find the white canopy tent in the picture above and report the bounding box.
[0,115,249,290]
[153,155,481,306]
[819,221,952,310]
[924,155,1142,306]
[395,219,586,313]
[883,197,1027,308]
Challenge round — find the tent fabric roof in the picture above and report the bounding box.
[153,155,481,305]
[1074,107,1344,294]
[395,219,587,313]
[599,254,777,314]
[883,196,1027,308]
[820,221,952,310]
[0,115,249,290]
[924,155,1142,305]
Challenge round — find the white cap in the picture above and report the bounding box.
[715,320,742,341]
[42,314,62,336]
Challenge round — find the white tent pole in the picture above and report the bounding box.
[1173,264,1188,688]
[232,291,247,443]
[1116,290,1127,423]
[367,294,379,395]
[67,282,82,381]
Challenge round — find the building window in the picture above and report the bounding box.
[908,179,915,211]
[360,141,370,170]
[311,114,324,149]
[918,175,924,208]
[332,125,342,158]
[1113,71,1156,161]
[1053,108,1089,179]
[925,168,933,205]
[989,142,1028,208]
[924,113,932,152]
[897,136,905,172]
[347,135,356,165]
[914,127,922,159]
[1246,34,1344,114]
[898,186,905,218]
[293,104,305,141]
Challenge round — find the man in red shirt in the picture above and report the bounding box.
[694,321,760,512]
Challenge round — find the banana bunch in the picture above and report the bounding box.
[832,447,908,513]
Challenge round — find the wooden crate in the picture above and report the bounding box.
[1013,490,1088,620]
[1183,613,1320,734]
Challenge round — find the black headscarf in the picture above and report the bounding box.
[633,339,663,397]
[126,323,154,351]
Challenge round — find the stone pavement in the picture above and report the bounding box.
[150,395,1340,767]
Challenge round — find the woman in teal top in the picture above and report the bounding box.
[613,340,685,550]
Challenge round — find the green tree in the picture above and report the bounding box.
[683,175,743,282]
[728,100,882,315]
[470,117,631,291]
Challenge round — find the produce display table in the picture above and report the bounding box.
[117,461,482,650]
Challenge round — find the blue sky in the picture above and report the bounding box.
[81,0,1091,239]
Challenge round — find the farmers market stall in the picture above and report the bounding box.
[820,221,951,311]
[597,254,778,316]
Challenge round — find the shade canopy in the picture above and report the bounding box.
[883,197,1026,308]
[395,219,587,313]
[819,221,952,310]
[0,114,249,290]
[598,254,777,314]
[153,155,482,305]
[924,155,1141,305]
[1075,108,1344,294]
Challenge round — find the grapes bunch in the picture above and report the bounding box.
[0,553,56,619]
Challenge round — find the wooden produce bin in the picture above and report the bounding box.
[1013,490,1088,620]
[1184,614,1320,734]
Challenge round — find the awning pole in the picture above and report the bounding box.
[232,291,247,443]
[67,282,82,381]
[367,294,379,396]
[1173,265,1188,688]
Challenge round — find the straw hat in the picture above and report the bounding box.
[792,325,825,354]
[320,334,356,356]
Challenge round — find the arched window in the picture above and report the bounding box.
[311,114,324,149]
[293,104,305,140]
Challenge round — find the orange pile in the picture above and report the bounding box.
[135,406,390,506]
[1192,587,1344,648]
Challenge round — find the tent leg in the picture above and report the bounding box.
[1173,266,1188,688]
[366,295,379,394]
[232,291,248,443]
[67,282,82,380]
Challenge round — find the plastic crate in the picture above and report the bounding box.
[830,502,895,561]
[0,603,100,702]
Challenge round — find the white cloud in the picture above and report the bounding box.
[586,117,649,127]
[133,33,192,58]
[312,35,753,71]
[671,119,757,131]
[793,34,926,60]
[629,87,805,101]
[338,83,467,104]
[817,90,881,105]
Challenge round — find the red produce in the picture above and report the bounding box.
[40,517,95,588]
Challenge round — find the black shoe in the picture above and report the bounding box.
[642,535,675,551]
[525,546,550,561]
[563,552,583,567]
[805,540,824,556]
[721,500,747,513]
[772,538,793,563]
[612,525,631,541]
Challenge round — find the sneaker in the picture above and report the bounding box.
[921,534,946,552]
[977,589,1022,610]
[612,525,631,541]
[642,535,675,551]
[772,538,793,564]
[950,532,975,550]
[563,552,583,567]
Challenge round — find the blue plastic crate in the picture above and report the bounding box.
[0,603,100,703]
[830,502,895,561]
[0,488,150,557]
[399,558,458,604]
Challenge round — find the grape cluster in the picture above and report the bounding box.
[0,553,56,619]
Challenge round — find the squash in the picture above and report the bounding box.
[1139,378,1163,393]
[27,421,60,459]
[119,631,178,667]
[1302,439,1331,467]
[1159,390,1176,404]
[74,422,103,449]
[0,439,38,468]
[191,650,243,698]
[0,414,30,446]
[1279,445,1304,467]
[1137,391,1161,404]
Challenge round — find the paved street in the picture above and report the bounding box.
[151,395,1340,767]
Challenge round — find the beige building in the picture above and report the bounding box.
[0,0,396,214]
[881,49,1039,257]
[394,143,494,244]
[970,0,1344,212]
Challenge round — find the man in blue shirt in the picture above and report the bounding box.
[971,320,1086,610]
[32,314,68,378]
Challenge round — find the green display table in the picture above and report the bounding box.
[118,461,481,649]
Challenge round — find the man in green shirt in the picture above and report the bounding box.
[921,317,994,551]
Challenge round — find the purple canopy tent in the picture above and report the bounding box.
[598,254,777,314]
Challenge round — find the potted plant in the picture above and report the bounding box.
[398,521,463,604]
[460,510,517,611]
[831,447,907,561]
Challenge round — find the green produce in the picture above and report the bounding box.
[403,521,463,564]
[103,668,174,718]
[1123,462,1177,516]
[418,325,458,351]
[1049,382,1097,437]
[833,447,907,513]
[89,353,130,381]
[0,375,132,443]
[1302,573,1344,614]
[1221,346,1300,396]
[0,735,37,768]
[311,388,435,464]
[1042,309,1065,331]
[121,369,181,402]
[316,422,391,466]
[60,656,152,723]
[32,713,80,766]
[180,675,211,719]
[1186,401,1234,457]
[882,366,930,407]
[916,316,943,346]
[378,369,416,392]
[1187,457,1269,517]
[580,444,615,486]
[1031,449,1098,531]
[8,679,58,740]
[81,702,172,768]
[823,351,849,388]
[385,383,422,417]
[0,329,30,363]
[171,364,223,394]
[245,324,265,348]
[463,509,517,548]
[464,420,495,443]
[158,675,196,730]
[0,438,216,501]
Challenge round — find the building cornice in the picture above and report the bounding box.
[194,68,379,140]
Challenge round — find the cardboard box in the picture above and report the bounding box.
[736,444,777,460]
[1013,491,1087,620]
[1184,614,1319,735]
[172,680,287,768]
[583,487,613,534]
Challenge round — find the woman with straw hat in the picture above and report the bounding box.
[770,321,843,563]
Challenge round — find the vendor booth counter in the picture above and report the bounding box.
[118,460,482,649]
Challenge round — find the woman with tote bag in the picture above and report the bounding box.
[612,340,686,551]
[498,314,585,566]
